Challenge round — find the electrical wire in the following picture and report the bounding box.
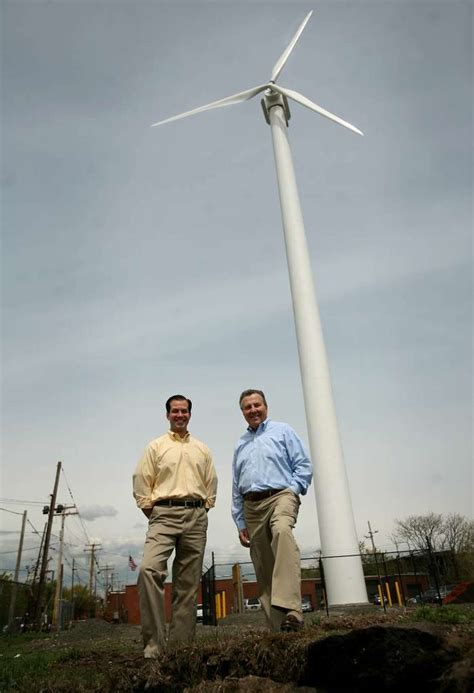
[60,466,91,545]
[0,544,56,555]
[0,506,25,515]
[0,498,45,505]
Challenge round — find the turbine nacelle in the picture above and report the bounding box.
[261,90,291,126]
[151,10,363,137]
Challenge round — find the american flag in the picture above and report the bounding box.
[128,555,137,571]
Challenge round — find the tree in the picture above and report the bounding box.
[62,585,96,618]
[393,512,473,554]
[393,513,445,552]
[301,566,319,579]
[441,513,474,553]
[393,512,474,584]
[358,540,375,565]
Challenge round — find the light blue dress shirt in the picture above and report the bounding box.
[232,419,313,530]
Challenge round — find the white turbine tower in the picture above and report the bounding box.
[152,11,368,606]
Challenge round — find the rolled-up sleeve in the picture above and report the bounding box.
[132,446,156,510]
[205,451,218,509]
[231,452,246,530]
[285,428,313,496]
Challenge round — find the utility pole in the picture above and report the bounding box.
[365,520,386,612]
[71,558,76,622]
[84,543,101,607]
[31,522,47,587]
[52,505,77,631]
[34,461,61,629]
[366,521,378,555]
[8,510,27,630]
[100,564,114,607]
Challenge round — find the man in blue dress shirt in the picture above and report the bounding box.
[232,389,313,632]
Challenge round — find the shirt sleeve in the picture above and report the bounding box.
[204,449,218,509]
[231,450,246,530]
[132,445,156,509]
[284,427,313,496]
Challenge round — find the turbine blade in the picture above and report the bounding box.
[151,84,268,127]
[271,11,313,83]
[271,84,364,136]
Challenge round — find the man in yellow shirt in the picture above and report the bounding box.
[133,394,217,658]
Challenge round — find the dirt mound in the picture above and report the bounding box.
[138,624,473,692]
[4,612,473,691]
[301,626,457,691]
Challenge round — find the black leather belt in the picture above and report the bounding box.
[154,499,204,508]
[244,488,284,502]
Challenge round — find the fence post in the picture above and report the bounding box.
[395,552,406,606]
[381,553,391,609]
[232,562,244,614]
[426,536,442,606]
[319,555,329,616]
[201,553,217,626]
[373,551,386,613]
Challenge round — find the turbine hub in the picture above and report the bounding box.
[261,91,291,126]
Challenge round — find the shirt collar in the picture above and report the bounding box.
[168,430,190,442]
[247,418,269,434]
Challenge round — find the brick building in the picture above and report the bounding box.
[106,572,429,624]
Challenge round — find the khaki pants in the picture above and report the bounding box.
[138,505,208,656]
[244,489,301,631]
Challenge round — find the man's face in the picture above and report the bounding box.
[167,399,191,436]
[240,393,268,430]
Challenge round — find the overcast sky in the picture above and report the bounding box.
[1,0,472,591]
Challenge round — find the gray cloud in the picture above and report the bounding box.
[79,505,118,521]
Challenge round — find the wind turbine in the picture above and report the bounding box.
[152,10,368,607]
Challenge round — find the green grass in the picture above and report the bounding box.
[1,649,60,691]
[309,614,322,626]
[0,634,126,691]
[0,649,109,692]
[411,605,474,624]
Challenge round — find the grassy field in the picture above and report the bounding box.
[1,606,473,691]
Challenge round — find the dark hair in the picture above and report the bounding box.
[239,389,267,408]
[166,395,192,414]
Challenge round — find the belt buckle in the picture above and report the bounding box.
[184,500,192,508]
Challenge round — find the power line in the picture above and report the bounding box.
[0,498,45,505]
[0,507,25,515]
[64,522,88,545]
[27,519,42,536]
[0,567,29,573]
[0,544,56,555]
[61,467,91,545]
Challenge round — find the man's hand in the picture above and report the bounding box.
[239,528,250,548]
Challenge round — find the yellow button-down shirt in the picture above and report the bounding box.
[133,430,217,510]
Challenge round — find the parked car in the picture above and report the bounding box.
[406,594,423,605]
[421,585,455,604]
[301,596,313,613]
[244,597,261,611]
[406,585,455,605]
[373,593,388,605]
[196,604,203,622]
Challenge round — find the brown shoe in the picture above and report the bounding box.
[281,614,304,632]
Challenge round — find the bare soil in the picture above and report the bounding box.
[2,608,473,692]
